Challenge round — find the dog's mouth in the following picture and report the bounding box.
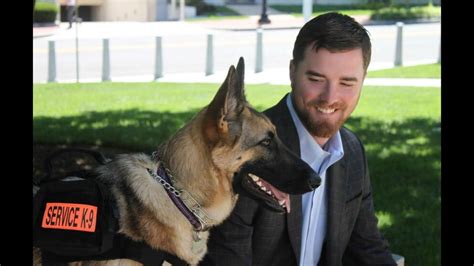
[241,173,290,213]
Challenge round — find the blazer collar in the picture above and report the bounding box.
[323,158,347,265]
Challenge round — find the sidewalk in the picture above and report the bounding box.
[33,15,439,86]
[33,24,61,38]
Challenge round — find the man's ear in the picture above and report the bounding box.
[289,59,296,87]
[203,58,247,145]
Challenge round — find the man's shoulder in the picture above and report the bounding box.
[340,126,358,141]
[263,96,287,118]
[340,126,365,154]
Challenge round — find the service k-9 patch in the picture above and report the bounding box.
[41,202,98,232]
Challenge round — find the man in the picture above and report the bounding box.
[201,12,397,266]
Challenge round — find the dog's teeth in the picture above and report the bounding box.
[249,174,259,182]
[256,181,262,186]
[261,186,267,191]
[266,190,272,195]
[279,200,285,206]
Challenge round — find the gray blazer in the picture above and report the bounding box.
[201,94,396,266]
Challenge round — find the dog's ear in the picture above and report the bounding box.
[227,56,247,119]
[204,58,247,145]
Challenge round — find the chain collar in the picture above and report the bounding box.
[148,152,214,232]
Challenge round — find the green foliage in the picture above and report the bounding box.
[186,0,216,16]
[271,4,378,12]
[33,2,58,23]
[370,4,441,20]
[270,4,375,16]
[188,6,242,19]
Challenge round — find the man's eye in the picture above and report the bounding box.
[309,78,322,82]
[341,83,354,87]
[259,138,271,147]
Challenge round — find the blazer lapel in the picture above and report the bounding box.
[323,151,348,265]
[263,93,303,262]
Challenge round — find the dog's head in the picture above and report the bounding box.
[203,57,320,213]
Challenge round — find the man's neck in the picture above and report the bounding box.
[314,136,330,148]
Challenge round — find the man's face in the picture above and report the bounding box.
[290,45,366,145]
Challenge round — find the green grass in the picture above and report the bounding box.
[34,82,440,265]
[367,63,441,78]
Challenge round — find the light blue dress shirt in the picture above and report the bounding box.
[286,94,345,266]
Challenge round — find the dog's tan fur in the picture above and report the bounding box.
[34,59,281,265]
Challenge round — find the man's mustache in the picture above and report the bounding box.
[308,99,345,110]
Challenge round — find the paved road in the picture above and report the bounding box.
[33,21,440,83]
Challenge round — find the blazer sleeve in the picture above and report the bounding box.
[342,138,397,266]
[200,195,259,266]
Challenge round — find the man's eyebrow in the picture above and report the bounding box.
[305,70,325,77]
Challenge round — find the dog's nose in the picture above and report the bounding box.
[307,173,321,190]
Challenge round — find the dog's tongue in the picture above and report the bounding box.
[259,179,291,213]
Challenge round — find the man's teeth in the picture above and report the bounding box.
[317,107,335,114]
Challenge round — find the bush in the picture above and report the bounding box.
[370,4,440,20]
[186,0,216,15]
[33,2,58,23]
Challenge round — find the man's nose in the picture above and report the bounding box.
[318,82,338,104]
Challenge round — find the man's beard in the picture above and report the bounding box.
[295,100,347,138]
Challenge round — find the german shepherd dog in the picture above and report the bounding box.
[33,57,320,265]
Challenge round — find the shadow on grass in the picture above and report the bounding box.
[33,108,201,152]
[33,110,440,265]
[346,116,440,265]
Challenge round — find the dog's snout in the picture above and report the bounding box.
[307,173,321,190]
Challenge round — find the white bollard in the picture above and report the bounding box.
[394,22,404,67]
[303,0,312,23]
[255,28,263,73]
[47,40,57,83]
[155,36,163,80]
[102,39,111,81]
[171,0,177,19]
[179,0,185,21]
[205,34,214,76]
[74,19,80,83]
[437,40,441,64]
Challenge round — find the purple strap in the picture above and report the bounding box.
[156,164,203,231]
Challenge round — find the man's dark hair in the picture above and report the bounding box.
[292,12,372,71]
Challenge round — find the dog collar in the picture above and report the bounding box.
[147,154,214,232]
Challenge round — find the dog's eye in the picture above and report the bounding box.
[259,138,271,147]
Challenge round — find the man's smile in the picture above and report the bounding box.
[316,106,336,114]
